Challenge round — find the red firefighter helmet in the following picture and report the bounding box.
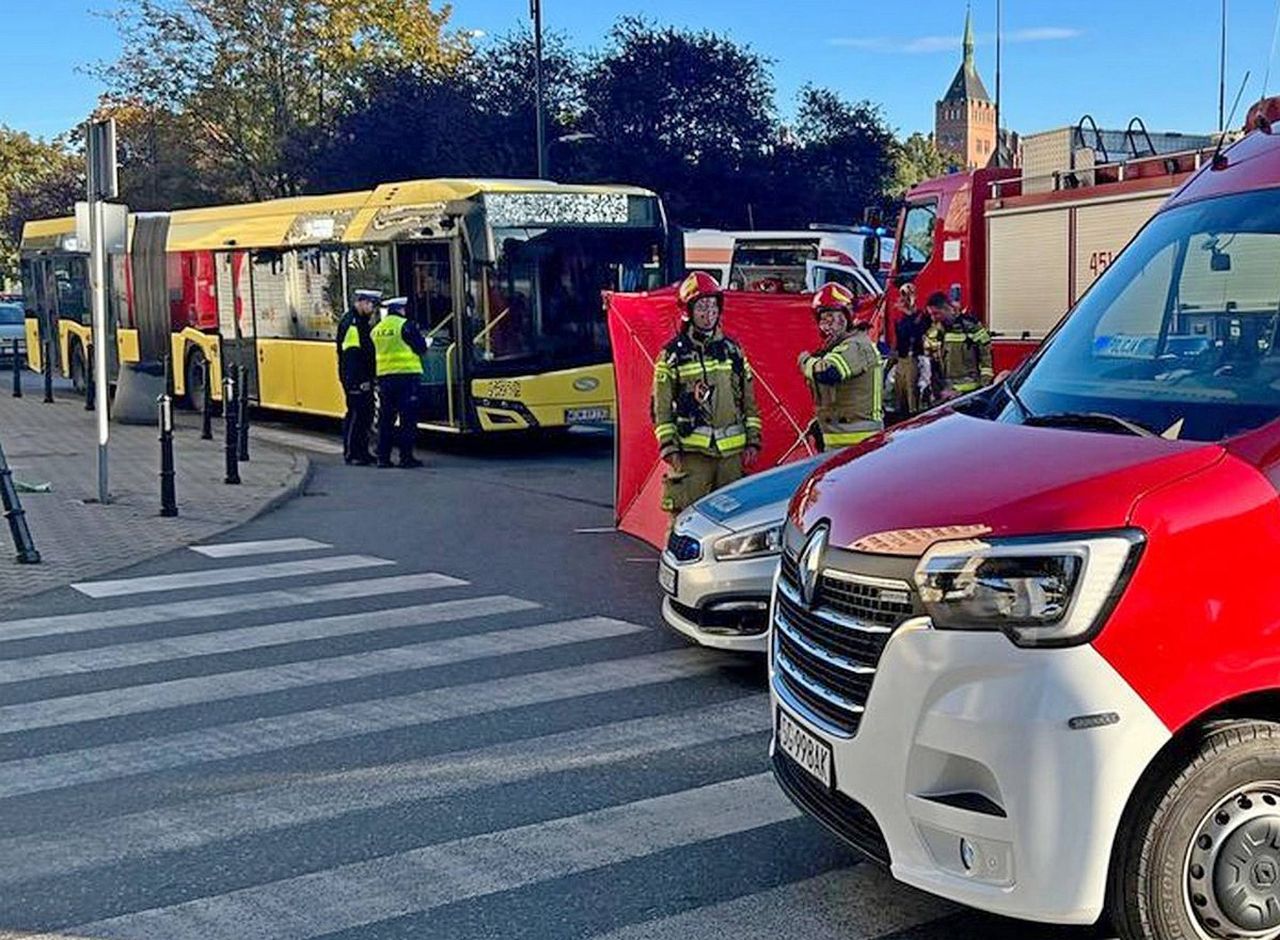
[677,271,724,318]
[811,282,856,318]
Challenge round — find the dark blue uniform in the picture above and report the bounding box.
[336,309,376,463]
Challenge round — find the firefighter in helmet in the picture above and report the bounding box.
[653,272,763,525]
[924,290,993,400]
[798,283,884,450]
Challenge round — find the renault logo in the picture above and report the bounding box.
[573,376,600,392]
[798,524,829,607]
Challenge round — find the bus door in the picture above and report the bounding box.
[215,250,256,400]
[396,241,460,428]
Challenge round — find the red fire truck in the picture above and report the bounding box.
[889,142,1218,373]
[771,102,1280,939]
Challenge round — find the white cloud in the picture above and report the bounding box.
[830,26,1081,54]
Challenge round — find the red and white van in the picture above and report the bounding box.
[771,108,1280,939]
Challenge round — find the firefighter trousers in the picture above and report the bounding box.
[893,356,919,417]
[662,452,743,521]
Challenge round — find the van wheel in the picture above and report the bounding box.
[69,340,87,394]
[1110,720,1280,940]
[185,349,208,413]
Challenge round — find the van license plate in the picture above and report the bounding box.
[566,407,610,423]
[658,561,677,595]
[777,707,832,788]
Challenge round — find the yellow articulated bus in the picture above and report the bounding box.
[19,179,674,431]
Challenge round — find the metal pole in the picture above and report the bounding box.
[42,333,53,403]
[200,360,214,440]
[158,391,178,517]
[11,340,21,398]
[1220,0,1228,133]
[531,0,547,178]
[223,366,240,485]
[84,344,95,411]
[0,436,40,564]
[89,199,110,504]
[995,0,1002,166]
[236,370,250,462]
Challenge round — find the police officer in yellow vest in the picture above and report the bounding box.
[653,272,762,525]
[924,290,993,400]
[335,289,380,465]
[798,283,884,450]
[371,297,429,469]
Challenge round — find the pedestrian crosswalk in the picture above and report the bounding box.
[0,534,974,940]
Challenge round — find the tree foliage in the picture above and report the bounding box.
[891,132,958,197]
[0,128,82,282]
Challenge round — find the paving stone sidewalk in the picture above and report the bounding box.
[0,373,310,606]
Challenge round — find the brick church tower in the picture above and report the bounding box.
[934,7,997,169]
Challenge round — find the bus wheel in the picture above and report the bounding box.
[1110,719,1280,940]
[69,340,87,394]
[184,349,208,413]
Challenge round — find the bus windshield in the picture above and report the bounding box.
[1006,188,1280,442]
[472,227,661,374]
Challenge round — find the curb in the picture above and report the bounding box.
[244,448,314,523]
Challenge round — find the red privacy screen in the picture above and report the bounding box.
[608,288,826,548]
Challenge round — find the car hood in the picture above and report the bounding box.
[792,409,1224,551]
[695,454,829,532]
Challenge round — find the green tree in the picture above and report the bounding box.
[97,0,468,201]
[891,132,959,197]
[0,127,81,283]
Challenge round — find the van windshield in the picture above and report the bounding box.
[1008,188,1280,442]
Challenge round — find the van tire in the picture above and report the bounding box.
[1109,719,1280,940]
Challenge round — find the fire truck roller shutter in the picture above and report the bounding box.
[1071,195,1170,306]
[986,208,1070,340]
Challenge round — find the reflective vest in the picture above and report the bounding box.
[927,316,993,394]
[652,330,762,458]
[801,331,884,448]
[371,314,424,377]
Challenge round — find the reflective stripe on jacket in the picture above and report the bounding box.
[652,328,762,458]
[928,317,993,393]
[371,314,425,377]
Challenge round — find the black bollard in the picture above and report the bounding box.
[236,368,250,462]
[42,335,53,404]
[84,345,95,411]
[158,391,178,517]
[223,366,240,485]
[200,360,214,440]
[0,437,40,564]
[11,340,21,398]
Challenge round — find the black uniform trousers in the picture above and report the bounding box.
[376,374,421,464]
[342,386,374,461]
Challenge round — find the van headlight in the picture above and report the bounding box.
[713,523,785,561]
[913,530,1144,647]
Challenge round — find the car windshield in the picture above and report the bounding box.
[1006,188,1280,442]
[0,304,24,325]
[471,227,661,375]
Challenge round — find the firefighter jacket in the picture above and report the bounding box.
[800,329,884,447]
[372,314,428,378]
[926,314,993,394]
[336,309,376,390]
[652,328,762,459]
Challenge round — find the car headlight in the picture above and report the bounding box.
[713,523,785,561]
[913,530,1144,647]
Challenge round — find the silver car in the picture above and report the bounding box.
[658,454,827,653]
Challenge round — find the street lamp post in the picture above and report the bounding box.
[531,0,547,178]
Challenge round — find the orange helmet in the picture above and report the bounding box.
[677,271,724,317]
[811,282,856,318]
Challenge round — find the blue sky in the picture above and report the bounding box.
[3,0,1276,142]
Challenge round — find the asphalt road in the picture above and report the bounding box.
[0,426,1109,940]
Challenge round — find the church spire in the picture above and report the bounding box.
[963,3,975,71]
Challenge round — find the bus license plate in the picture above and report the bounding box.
[566,407,610,423]
[777,707,832,788]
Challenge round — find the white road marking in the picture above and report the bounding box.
[0,649,725,799]
[0,573,467,642]
[0,617,644,734]
[70,555,395,598]
[574,526,617,533]
[189,538,332,558]
[588,867,955,940]
[76,773,797,940]
[0,696,771,884]
[0,595,540,684]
